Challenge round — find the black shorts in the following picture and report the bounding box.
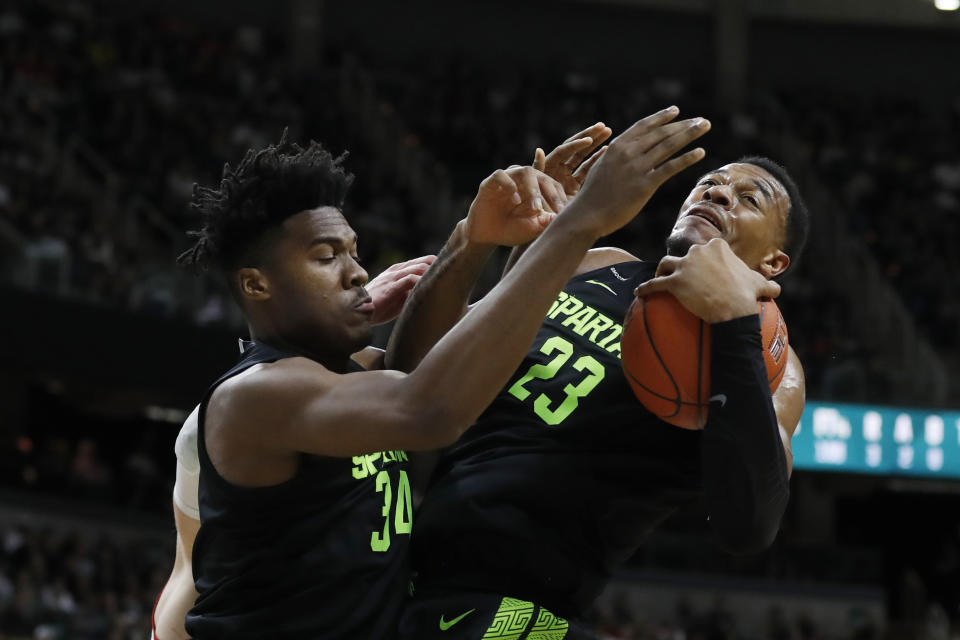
[397,586,597,640]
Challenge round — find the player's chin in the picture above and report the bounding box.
[665,227,718,257]
[343,322,374,353]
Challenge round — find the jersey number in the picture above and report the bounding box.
[507,336,605,426]
[370,470,413,552]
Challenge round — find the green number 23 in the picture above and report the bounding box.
[507,336,605,426]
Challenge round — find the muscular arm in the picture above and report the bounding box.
[214,210,602,458]
[702,324,804,554]
[213,106,711,461]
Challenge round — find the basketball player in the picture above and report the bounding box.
[387,125,808,638]
[151,255,435,640]
[171,108,714,638]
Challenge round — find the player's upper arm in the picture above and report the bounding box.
[573,247,640,276]
[208,357,448,458]
[773,345,805,476]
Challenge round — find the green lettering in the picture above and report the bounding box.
[577,313,614,342]
[605,341,622,359]
[560,306,596,334]
[364,453,380,476]
[351,456,368,480]
[548,294,582,320]
[596,325,623,349]
[546,292,567,318]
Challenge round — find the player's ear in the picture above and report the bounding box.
[759,249,790,279]
[237,267,272,302]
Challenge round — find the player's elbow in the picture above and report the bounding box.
[709,491,789,555]
[711,518,780,555]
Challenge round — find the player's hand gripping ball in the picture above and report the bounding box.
[621,292,788,430]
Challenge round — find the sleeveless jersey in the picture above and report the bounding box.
[186,342,412,639]
[411,261,703,618]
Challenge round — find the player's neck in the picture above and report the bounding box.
[249,329,351,373]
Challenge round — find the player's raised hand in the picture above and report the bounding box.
[633,238,781,323]
[569,106,710,238]
[465,166,569,247]
[534,122,612,197]
[366,255,437,325]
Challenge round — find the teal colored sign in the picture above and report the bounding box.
[792,402,960,478]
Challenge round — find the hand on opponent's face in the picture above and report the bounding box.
[365,255,436,325]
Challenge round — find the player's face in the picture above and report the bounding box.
[666,163,791,277]
[258,206,372,357]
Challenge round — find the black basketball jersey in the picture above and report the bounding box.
[186,341,412,639]
[411,261,704,618]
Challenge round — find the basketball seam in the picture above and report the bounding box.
[642,297,682,418]
[623,368,710,407]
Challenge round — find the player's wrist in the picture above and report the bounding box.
[706,299,759,324]
[457,218,499,253]
[549,199,608,244]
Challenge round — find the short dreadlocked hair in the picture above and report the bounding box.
[177,131,354,279]
[737,155,809,279]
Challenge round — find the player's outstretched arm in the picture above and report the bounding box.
[221,107,711,456]
[385,166,568,372]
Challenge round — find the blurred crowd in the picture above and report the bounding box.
[0,0,421,326]
[0,523,167,640]
[0,521,895,640]
[780,91,960,356]
[3,0,960,638]
[3,0,959,405]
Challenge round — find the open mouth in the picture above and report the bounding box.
[686,207,723,233]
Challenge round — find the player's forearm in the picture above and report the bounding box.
[385,220,495,371]
[701,315,790,554]
[404,209,597,448]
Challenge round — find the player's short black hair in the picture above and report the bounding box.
[737,155,809,278]
[177,131,354,276]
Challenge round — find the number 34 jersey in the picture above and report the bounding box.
[412,261,704,618]
[187,342,414,639]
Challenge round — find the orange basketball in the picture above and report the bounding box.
[759,297,789,391]
[621,293,789,430]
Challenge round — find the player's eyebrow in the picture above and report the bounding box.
[308,234,358,249]
[749,179,773,201]
[696,169,727,182]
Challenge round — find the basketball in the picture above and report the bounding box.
[621,293,789,430]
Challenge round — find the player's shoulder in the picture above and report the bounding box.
[207,357,335,430]
[574,247,642,276]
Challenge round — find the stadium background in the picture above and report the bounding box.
[1,0,959,637]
